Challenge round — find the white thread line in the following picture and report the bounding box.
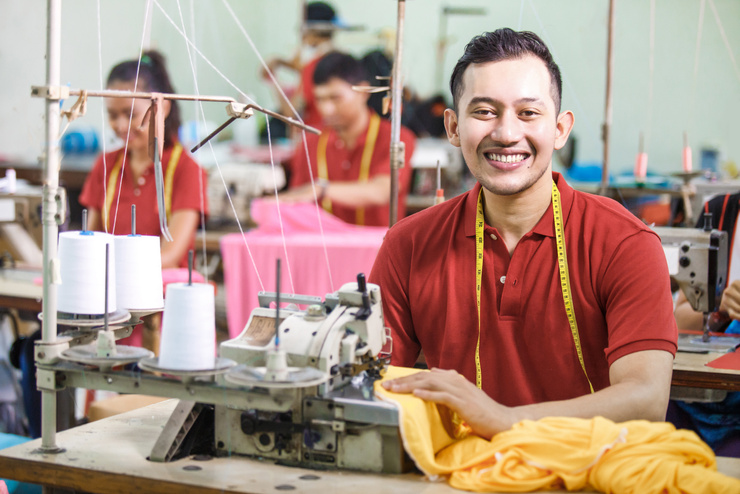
[527,0,601,145]
[112,0,152,235]
[689,0,706,133]
[644,0,656,150]
[97,0,109,233]
[218,0,333,290]
[151,0,256,105]
[302,132,335,293]
[220,0,302,122]
[517,0,526,30]
[708,0,740,86]
[266,115,296,294]
[175,0,209,283]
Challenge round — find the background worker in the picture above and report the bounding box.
[261,1,340,130]
[79,50,209,270]
[281,51,416,227]
[79,50,209,351]
[371,29,677,439]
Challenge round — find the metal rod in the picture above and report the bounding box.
[131,204,136,235]
[188,250,194,286]
[82,208,88,233]
[275,259,281,350]
[388,0,406,227]
[190,117,236,153]
[66,89,320,136]
[40,0,62,453]
[104,244,109,331]
[600,0,616,194]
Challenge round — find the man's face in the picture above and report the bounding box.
[444,55,573,197]
[314,77,369,132]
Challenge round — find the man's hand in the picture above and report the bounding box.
[278,184,320,204]
[720,280,740,320]
[381,368,517,440]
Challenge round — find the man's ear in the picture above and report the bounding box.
[444,108,460,148]
[554,110,574,150]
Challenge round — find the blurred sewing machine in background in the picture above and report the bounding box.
[653,220,740,353]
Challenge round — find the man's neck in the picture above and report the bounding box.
[482,173,553,256]
[335,109,370,149]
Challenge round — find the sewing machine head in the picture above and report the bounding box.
[214,275,405,472]
[653,224,728,314]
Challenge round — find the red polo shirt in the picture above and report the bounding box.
[369,173,677,406]
[289,109,416,227]
[79,143,209,267]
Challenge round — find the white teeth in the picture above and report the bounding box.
[485,153,527,163]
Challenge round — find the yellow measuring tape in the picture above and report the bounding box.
[317,112,380,226]
[473,181,594,393]
[104,143,183,233]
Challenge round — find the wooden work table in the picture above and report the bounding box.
[672,349,740,391]
[1,400,739,494]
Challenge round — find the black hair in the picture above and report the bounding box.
[106,50,181,147]
[305,1,337,39]
[449,28,562,114]
[313,51,367,86]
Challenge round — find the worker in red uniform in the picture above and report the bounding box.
[79,50,208,269]
[281,51,416,227]
[371,29,677,440]
[262,1,340,130]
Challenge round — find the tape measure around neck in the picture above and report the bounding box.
[317,112,380,225]
[104,142,182,233]
[473,181,594,393]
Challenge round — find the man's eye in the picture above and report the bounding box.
[520,110,538,117]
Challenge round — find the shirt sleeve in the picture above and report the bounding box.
[369,227,421,366]
[601,230,678,364]
[288,139,311,188]
[78,153,107,211]
[170,151,209,217]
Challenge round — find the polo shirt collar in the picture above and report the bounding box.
[464,172,574,238]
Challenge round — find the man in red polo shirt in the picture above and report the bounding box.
[371,29,677,439]
[281,51,416,227]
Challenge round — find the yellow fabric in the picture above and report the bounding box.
[376,366,740,493]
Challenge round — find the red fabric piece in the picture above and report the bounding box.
[79,143,209,267]
[706,351,740,371]
[369,173,678,407]
[289,109,416,227]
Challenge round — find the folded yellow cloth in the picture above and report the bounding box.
[376,365,740,493]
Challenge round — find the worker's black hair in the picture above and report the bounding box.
[313,51,367,86]
[449,28,562,114]
[106,50,181,147]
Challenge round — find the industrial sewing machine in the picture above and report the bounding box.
[654,219,740,353]
[35,274,407,474]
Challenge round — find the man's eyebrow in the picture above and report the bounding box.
[465,96,546,107]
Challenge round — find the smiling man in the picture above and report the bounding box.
[369,29,678,439]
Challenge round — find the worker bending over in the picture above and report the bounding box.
[281,51,416,227]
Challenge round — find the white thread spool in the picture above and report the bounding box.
[57,231,116,314]
[159,282,215,370]
[114,235,164,310]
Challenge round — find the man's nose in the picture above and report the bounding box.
[490,111,522,145]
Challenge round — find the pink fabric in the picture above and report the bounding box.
[0,480,8,494]
[221,199,387,338]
